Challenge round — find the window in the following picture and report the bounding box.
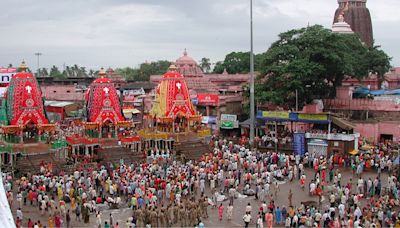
[53,91,56,93]
[67,90,71,93]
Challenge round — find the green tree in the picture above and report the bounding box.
[363,45,392,88]
[199,57,211,73]
[256,25,391,109]
[213,52,263,74]
[49,65,65,79]
[116,60,172,81]
[37,67,48,77]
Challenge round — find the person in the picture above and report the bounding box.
[300,174,306,191]
[257,214,264,228]
[75,203,81,222]
[275,206,282,225]
[104,221,110,228]
[288,189,293,207]
[66,209,71,228]
[274,181,280,199]
[246,203,252,214]
[110,213,114,227]
[266,210,273,228]
[243,213,252,228]
[96,211,102,228]
[16,217,22,228]
[285,216,291,228]
[227,203,233,220]
[54,214,61,228]
[48,216,54,228]
[198,220,205,228]
[27,218,34,228]
[218,203,224,221]
[16,208,23,221]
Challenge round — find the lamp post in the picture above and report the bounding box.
[295,85,311,132]
[249,0,255,146]
[34,52,42,76]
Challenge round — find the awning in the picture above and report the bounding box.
[330,116,356,131]
[239,118,264,128]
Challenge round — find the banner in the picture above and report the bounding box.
[197,94,219,105]
[293,133,306,157]
[202,116,217,124]
[297,113,328,121]
[261,111,289,119]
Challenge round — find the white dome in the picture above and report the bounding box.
[332,15,354,34]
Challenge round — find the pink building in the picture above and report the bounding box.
[324,67,400,143]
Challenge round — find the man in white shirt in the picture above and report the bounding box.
[243,213,252,228]
[245,203,252,213]
[354,206,362,220]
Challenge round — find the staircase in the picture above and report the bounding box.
[175,138,212,161]
[97,147,144,165]
[16,152,66,175]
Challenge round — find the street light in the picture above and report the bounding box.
[249,0,255,146]
[34,52,42,76]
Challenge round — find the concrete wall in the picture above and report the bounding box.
[41,85,85,101]
[355,121,400,143]
[324,99,400,111]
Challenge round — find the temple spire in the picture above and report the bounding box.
[18,60,28,72]
[98,67,106,78]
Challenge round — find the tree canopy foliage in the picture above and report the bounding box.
[36,64,94,79]
[255,25,391,108]
[213,51,263,74]
[116,60,172,81]
[199,57,211,73]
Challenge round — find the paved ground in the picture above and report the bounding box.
[11,166,389,227]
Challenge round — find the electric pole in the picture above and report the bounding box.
[249,0,255,146]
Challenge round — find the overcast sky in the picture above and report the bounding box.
[1,0,399,71]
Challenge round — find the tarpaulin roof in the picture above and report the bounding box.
[353,87,400,96]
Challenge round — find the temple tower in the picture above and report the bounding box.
[333,0,373,47]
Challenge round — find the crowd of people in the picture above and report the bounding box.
[4,136,400,228]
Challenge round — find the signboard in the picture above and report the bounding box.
[220,120,239,129]
[220,114,238,129]
[293,133,306,157]
[261,111,290,119]
[221,114,237,122]
[197,94,219,106]
[298,113,328,121]
[0,68,16,86]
